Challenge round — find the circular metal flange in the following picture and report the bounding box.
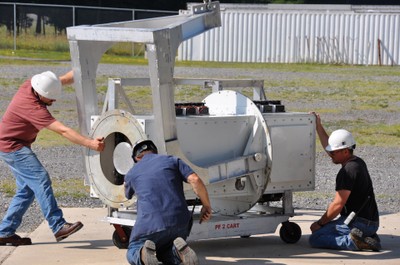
[203,90,272,215]
[86,109,147,208]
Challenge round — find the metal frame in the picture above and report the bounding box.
[67,1,222,192]
[67,1,221,153]
[93,76,273,214]
[102,76,314,242]
[66,1,315,246]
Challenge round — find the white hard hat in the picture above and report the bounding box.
[31,71,62,100]
[326,129,356,152]
[132,140,158,162]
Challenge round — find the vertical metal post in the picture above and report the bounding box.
[72,6,76,26]
[146,28,181,154]
[102,78,118,114]
[283,191,294,216]
[68,39,112,136]
[13,3,16,51]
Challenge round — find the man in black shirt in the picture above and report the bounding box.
[309,112,381,251]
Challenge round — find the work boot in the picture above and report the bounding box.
[0,234,32,246]
[140,240,158,265]
[350,228,381,252]
[54,221,83,242]
[174,237,199,265]
[371,233,381,242]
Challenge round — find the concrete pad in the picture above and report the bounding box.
[1,208,399,265]
[0,208,124,265]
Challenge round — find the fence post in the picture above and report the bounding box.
[13,3,16,51]
[377,38,382,66]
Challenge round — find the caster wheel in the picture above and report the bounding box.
[279,221,301,244]
[112,226,132,249]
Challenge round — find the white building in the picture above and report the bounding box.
[178,4,400,65]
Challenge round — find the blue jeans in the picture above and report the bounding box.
[126,223,191,265]
[309,215,379,251]
[0,147,65,237]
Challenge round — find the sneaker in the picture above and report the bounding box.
[141,240,158,265]
[0,234,32,246]
[173,237,199,265]
[350,228,381,252]
[54,221,83,242]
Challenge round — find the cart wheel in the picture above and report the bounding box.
[112,226,132,249]
[279,221,301,244]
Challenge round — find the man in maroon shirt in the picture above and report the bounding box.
[0,70,105,246]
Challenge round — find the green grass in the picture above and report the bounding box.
[0,178,90,199]
[356,124,400,146]
[1,48,399,200]
[0,177,16,196]
[0,25,146,58]
[0,49,147,65]
[52,178,91,199]
[35,128,76,147]
[266,79,400,103]
[316,121,400,149]
[1,48,399,148]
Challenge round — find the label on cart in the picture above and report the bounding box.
[214,223,240,230]
[188,214,290,241]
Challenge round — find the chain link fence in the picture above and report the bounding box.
[0,2,177,56]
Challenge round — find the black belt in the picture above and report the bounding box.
[354,216,379,226]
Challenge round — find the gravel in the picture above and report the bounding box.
[0,63,399,235]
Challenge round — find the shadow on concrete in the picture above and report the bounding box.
[32,239,115,249]
[192,233,398,265]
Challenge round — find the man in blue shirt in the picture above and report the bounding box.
[124,140,212,265]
